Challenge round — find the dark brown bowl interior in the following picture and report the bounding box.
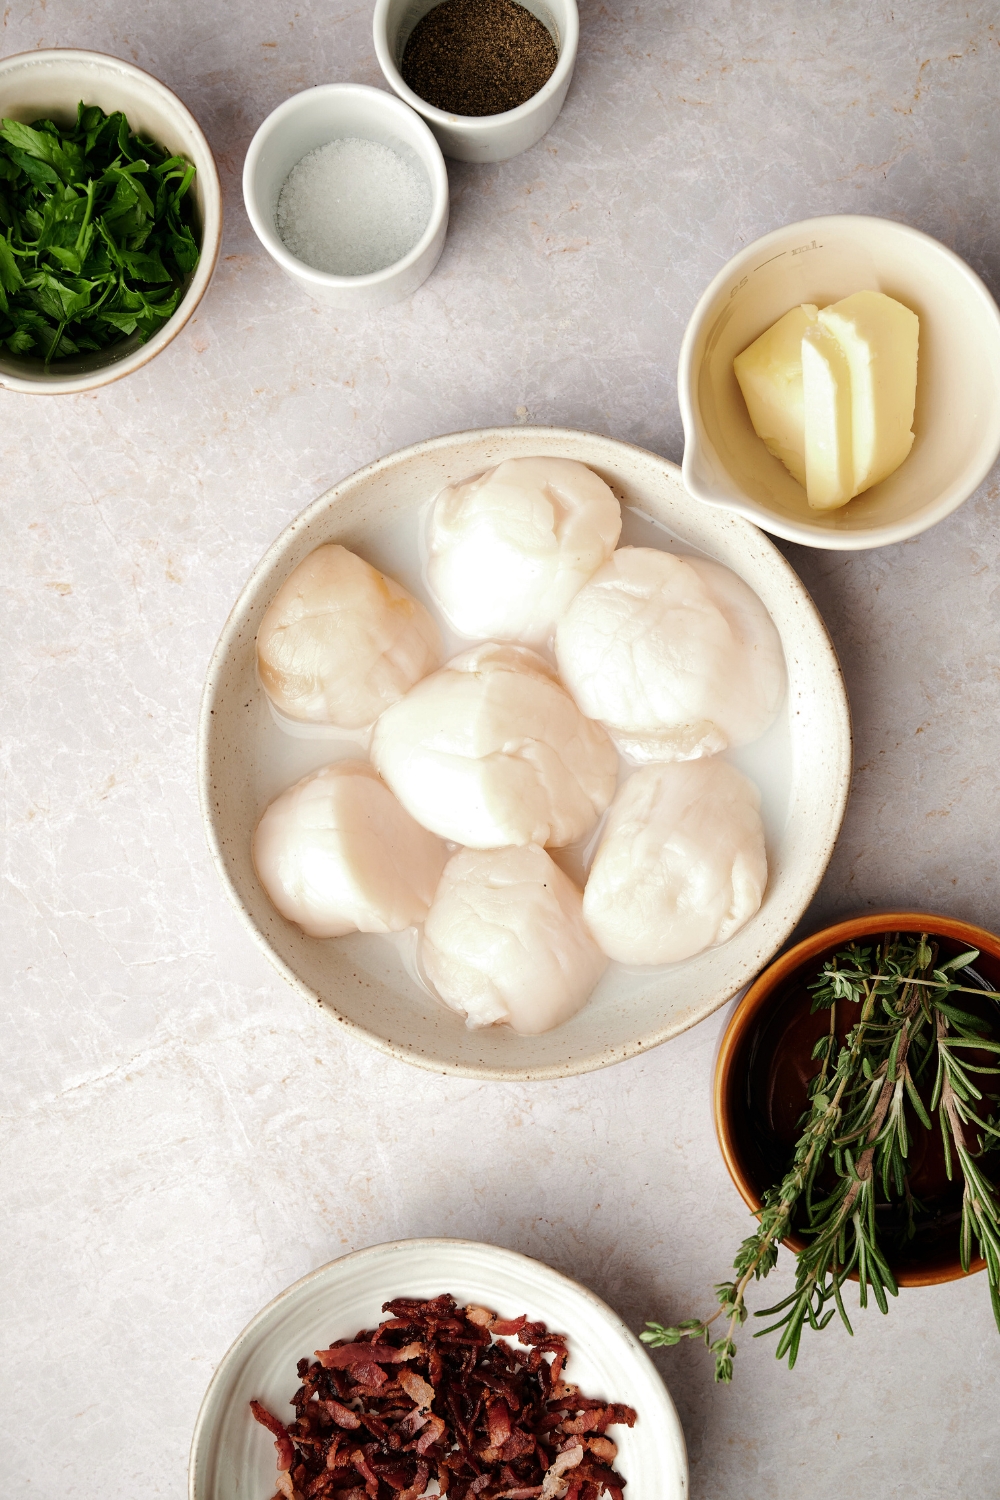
[715,911,1000,1287]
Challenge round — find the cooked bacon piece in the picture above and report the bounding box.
[414,1414,446,1455]
[397,1461,430,1500]
[397,1369,435,1410]
[316,1342,424,1368]
[251,1400,297,1471]
[559,1405,636,1436]
[251,1400,291,1441]
[491,1316,528,1337]
[252,1294,635,1500]
[541,1445,583,1499]
[324,1399,361,1430]
[487,1397,513,1446]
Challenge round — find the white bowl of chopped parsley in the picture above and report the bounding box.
[0,48,221,394]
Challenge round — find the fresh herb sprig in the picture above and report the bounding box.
[642,934,1000,1381]
[0,101,199,365]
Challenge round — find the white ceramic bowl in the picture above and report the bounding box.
[0,48,221,396]
[243,84,449,310]
[373,0,579,162]
[198,426,852,1080]
[188,1238,688,1500]
[679,215,1000,550]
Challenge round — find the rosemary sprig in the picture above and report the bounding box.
[642,934,1000,1381]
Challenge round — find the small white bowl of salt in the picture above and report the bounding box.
[244,83,449,310]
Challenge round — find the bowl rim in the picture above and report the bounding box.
[678,213,1000,552]
[197,423,853,1082]
[0,46,222,396]
[372,0,580,134]
[713,908,1000,1286]
[241,82,450,290]
[186,1234,689,1500]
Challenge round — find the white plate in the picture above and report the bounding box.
[198,426,852,1079]
[188,1238,688,1500]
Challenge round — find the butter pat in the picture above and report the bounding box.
[734,290,919,510]
[733,304,817,486]
[816,291,918,496]
[801,323,855,510]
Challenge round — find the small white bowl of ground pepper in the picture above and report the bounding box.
[373,0,579,162]
[243,83,449,311]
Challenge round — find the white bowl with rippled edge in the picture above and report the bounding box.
[188,1238,688,1500]
[0,48,221,395]
[373,0,579,163]
[197,426,852,1081]
[679,215,1000,550]
[243,84,449,310]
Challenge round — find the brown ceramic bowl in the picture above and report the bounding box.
[714,911,1000,1287]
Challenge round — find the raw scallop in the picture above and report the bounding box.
[256,544,441,729]
[369,642,618,849]
[252,761,447,938]
[555,547,785,762]
[422,844,608,1034]
[583,759,767,965]
[425,456,622,643]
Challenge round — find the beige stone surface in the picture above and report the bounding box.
[2,2,999,1496]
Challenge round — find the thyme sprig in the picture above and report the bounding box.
[642,934,1000,1381]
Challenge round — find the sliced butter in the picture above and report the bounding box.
[733,304,817,486]
[733,289,919,511]
[816,290,918,496]
[801,324,855,510]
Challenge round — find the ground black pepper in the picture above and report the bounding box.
[401,0,559,118]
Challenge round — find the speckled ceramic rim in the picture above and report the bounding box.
[0,48,222,396]
[242,83,449,293]
[678,214,1000,550]
[187,1237,689,1500]
[714,910,1000,1287]
[197,426,853,1082]
[372,0,579,143]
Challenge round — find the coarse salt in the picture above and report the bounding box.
[276,137,432,277]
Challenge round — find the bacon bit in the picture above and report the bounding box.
[501,1430,535,1460]
[464,1305,495,1327]
[324,1400,361,1430]
[540,1445,583,1500]
[251,1295,635,1500]
[491,1315,528,1337]
[414,1414,446,1455]
[251,1400,290,1441]
[397,1460,430,1500]
[396,1369,435,1410]
[351,1449,380,1498]
[316,1343,424,1368]
[397,1407,429,1438]
[560,1404,636,1436]
[488,1397,513,1446]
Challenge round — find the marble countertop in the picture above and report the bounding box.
[4,3,1000,1496]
